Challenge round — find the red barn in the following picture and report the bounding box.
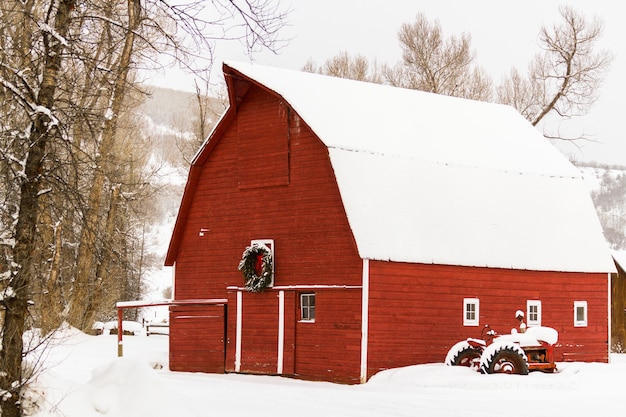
[164,62,615,383]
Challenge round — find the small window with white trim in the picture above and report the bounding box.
[526,300,542,326]
[574,301,588,327]
[300,293,316,322]
[463,298,479,326]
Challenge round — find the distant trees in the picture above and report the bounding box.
[303,6,612,139]
[177,79,228,165]
[0,1,287,416]
[382,12,493,101]
[303,51,381,83]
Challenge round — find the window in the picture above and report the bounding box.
[527,300,542,326]
[574,301,588,327]
[463,298,479,326]
[300,293,316,322]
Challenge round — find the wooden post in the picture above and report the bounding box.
[117,307,123,357]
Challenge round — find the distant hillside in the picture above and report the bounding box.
[576,161,626,250]
[139,86,198,128]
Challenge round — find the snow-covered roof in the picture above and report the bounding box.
[225,61,615,273]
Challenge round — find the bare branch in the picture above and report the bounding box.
[498,5,613,138]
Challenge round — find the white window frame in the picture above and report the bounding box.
[251,239,275,288]
[463,298,479,326]
[574,301,588,327]
[300,293,316,323]
[526,300,542,327]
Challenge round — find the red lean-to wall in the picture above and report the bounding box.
[170,83,363,379]
[366,260,609,379]
[169,304,226,373]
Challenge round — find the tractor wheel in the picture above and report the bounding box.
[479,343,528,375]
[445,341,482,370]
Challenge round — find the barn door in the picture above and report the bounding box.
[169,304,226,373]
[226,290,295,375]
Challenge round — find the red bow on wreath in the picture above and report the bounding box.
[254,254,264,277]
[238,244,273,292]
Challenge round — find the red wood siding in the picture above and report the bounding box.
[169,305,225,373]
[227,290,281,374]
[225,288,361,384]
[366,261,609,379]
[294,288,362,384]
[172,83,363,377]
[237,94,289,189]
[173,85,361,301]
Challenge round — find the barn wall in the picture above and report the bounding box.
[367,261,609,379]
[225,287,362,384]
[172,83,363,378]
[293,288,362,384]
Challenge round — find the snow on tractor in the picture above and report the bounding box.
[445,312,558,375]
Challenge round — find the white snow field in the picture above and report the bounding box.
[25,325,625,417]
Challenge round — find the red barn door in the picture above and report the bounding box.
[169,304,226,373]
[226,290,296,376]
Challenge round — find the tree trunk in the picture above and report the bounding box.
[70,0,141,331]
[82,184,121,327]
[0,3,75,416]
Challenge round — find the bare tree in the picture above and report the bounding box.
[302,51,382,83]
[383,12,492,101]
[70,0,145,331]
[497,5,612,137]
[0,3,76,416]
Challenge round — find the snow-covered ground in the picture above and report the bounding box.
[27,325,626,417]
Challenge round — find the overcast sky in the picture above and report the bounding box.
[150,0,625,166]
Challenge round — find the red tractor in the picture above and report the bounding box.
[445,322,558,375]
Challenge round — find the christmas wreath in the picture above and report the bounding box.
[238,243,273,292]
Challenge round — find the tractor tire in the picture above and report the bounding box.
[479,343,528,375]
[445,341,482,370]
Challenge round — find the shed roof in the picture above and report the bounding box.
[169,61,614,273]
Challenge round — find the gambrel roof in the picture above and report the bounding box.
[168,61,615,273]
